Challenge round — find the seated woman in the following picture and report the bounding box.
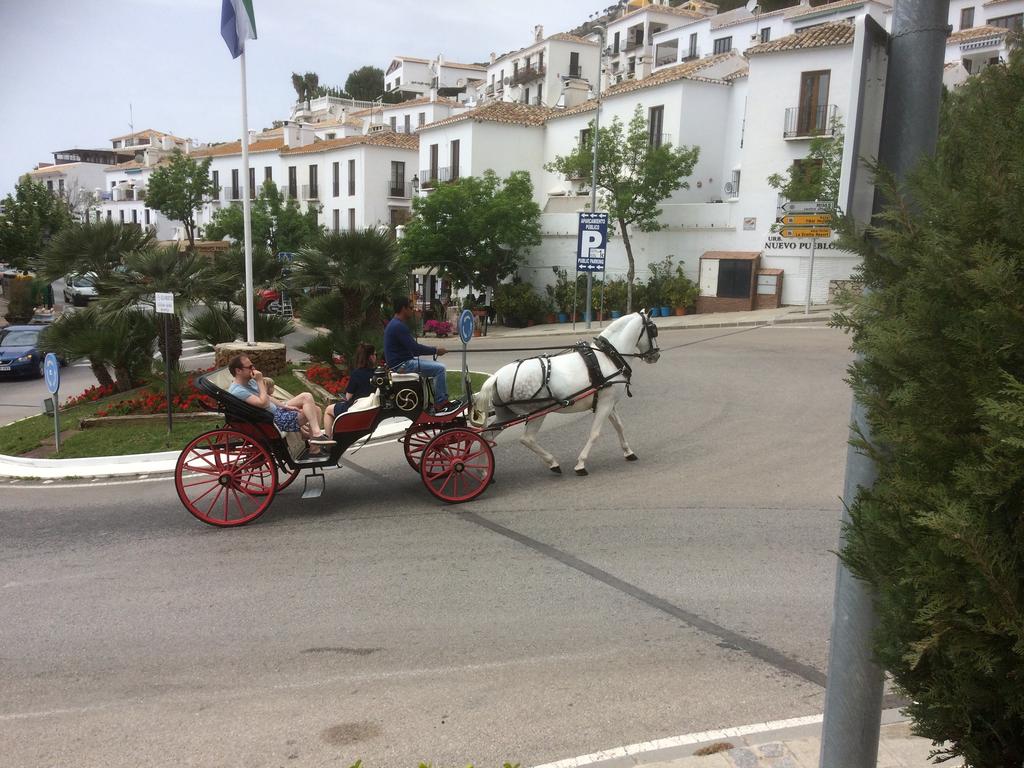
[226,354,335,448]
[324,342,378,427]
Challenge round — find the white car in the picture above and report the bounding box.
[63,272,98,306]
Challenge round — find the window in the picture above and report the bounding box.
[131,209,137,224]
[395,76,401,88]
[797,69,831,135]
[613,31,620,53]
[760,27,771,43]
[451,140,460,180]
[579,127,592,147]
[688,32,698,58]
[499,69,504,87]
[308,165,318,199]
[58,179,65,193]
[113,140,121,148]
[333,161,340,197]
[648,105,665,147]
[119,210,125,223]
[325,132,336,140]
[111,181,116,188]
[537,82,543,105]
[404,114,411,133]
[713,36,732,54]
[95,210,101,222]
[429,143,439,181]
[264,166,272,182]
[348,208,356,232]
[347,159,355,195]
[144,208,150,225]
[107,210,112,220]
[990,14,1023,30]
[249,167,255,198]
[960,7,974,30]
[390,161,405,196]
[390,116,397,130]
[628,56,636,75]
[538,51,544,69]
[569,51,580,78]
[513,61,519,79]
[288,166,297,198]
[716,259,753,299]
[418,112,426,126]
[46,180,53,191]
[333,209,340,232]
[524,87,531,104]
[212,170,219,194]
[231,168,240,200]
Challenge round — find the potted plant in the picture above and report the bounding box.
[604,277,628,319]
[494,281,545,328]
[546,268,575,323]
[667,266,699,316]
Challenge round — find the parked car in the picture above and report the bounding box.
[0,325,61,379]
[63,272,98,306]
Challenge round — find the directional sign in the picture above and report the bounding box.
[780,227,832,238]
[44,353,60,395]
[781,201,835,213]
[779,214,832,226]
[459,308,475,345]
[576,212,608,273]
[154,291,174,314]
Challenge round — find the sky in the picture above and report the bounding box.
[0,0,608,197]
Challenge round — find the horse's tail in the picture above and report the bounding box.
[470,375,496,427]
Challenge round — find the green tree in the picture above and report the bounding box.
[203,180,322,253]
[767,117,845,205]
[832,49,1024,767]
[546,105,700,311]
[37,219,153,283]
[0,176,73,269]
[145,150,218,250]
[288,229,405,367]
[345,65,386,101]
[400,170,542,295]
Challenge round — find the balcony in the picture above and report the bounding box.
[512,64,546,85]
[566,65,583,79]
[648,132,673,148]
[485,83,495,95]
[281,185,299,200]
[387,181,414,198]
[302,184,319,200]
[418,167,452,189]
[783,104,839,139]
[624,37,645,52]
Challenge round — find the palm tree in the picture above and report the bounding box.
[36,220,154,283]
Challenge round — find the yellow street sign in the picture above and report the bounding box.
[779,214,832,226]
[780,227,832,238]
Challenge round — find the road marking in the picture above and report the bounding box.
[529,714,826,768]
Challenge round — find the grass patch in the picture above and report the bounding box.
[54,419,224,458]
[0,402,106,457]
[447,370,489,400]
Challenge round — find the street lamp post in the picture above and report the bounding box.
[586,27,605,330]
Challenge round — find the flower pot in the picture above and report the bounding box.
[661,306,671,317]
[557,312,569,323]
[545,313,556,324]
[674,307,687,316]
[649,307,661,318]
[610,310,623,320]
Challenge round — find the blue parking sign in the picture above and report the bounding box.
[576,212,608,272]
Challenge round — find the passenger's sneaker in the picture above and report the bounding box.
[431,399,462,414]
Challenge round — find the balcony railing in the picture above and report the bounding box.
[281,185,299,200]
[485,83,495,95]
[624,37,645,52]
[566,65,583,79]
[418,167,452,188]
[783,104,838,139]
[648,132,673,148]
[512,64,546,85]
[302,184,319,200]
[387,181,414,198]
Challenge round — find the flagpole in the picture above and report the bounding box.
[240,48,255,344]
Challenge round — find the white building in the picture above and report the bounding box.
[350,96,464,135]
[483,28,601,108]
[26,148,126,221]
[603,1,709,85]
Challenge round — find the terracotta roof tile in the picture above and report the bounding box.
[191,136,285,159]
[710,6,787,30]
[785,0,891,21]
[279,131,419,156]
[746,21,855,55]
[547,32,600,45]
[424,101,557,129]
[618,4,704,22]
[947,25,1010,44]
[109,128,187,142]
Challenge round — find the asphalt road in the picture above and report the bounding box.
[0,324,853,768]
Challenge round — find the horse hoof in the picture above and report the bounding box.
[625,453,639,462]
[575,468,588,476]
[550,465,562,474]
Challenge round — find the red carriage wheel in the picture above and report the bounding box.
[175,429,277,527]
[250,461,300,495]
[403,425,443,471]
[420,428,494,503]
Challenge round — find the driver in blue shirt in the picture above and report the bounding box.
[383,296,457,413]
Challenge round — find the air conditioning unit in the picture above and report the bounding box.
[503,76,512,85]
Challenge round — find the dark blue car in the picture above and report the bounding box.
[0,325,51,378]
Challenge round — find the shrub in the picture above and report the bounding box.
[493,282,547,326]
[4,275,35,323]
[304,364,349,396]
[423,319,452,337]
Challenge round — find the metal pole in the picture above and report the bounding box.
[571,267,579,333]
[805,235,816,315]
[819,3,949,766]
[53,390,60,454]
[240,50,256,345]
[587,29,604,330]
[165,313,173,433]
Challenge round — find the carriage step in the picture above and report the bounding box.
[294,453,333,467]
[301,473,325,499]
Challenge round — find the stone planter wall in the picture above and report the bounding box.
[214,342,287,376]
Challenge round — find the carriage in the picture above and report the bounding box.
[173,311,660,527]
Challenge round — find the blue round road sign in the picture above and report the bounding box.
[459,309,475,345]
[44,353,60,394]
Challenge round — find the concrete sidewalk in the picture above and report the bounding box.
[534,710,953,768]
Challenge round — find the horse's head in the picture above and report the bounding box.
[599,310,660,363]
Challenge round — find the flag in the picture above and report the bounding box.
[221,0,257,59]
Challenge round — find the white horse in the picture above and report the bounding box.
[471,311,660,476]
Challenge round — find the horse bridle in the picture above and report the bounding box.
[632,312,660,361]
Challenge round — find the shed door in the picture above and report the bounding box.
[699,259,720,297]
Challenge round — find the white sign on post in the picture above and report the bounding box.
[155,292,174,314]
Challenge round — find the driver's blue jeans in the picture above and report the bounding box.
[395,358,448,404]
